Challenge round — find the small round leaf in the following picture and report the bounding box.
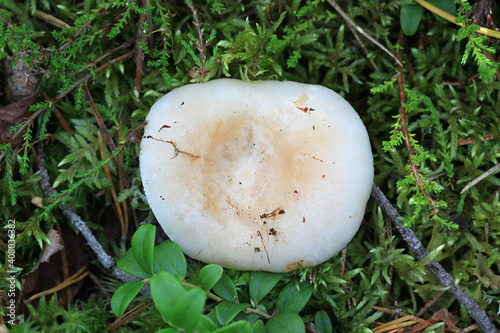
[401,4,423,36]
[111,281,145,317]
[266,311,305,333]
[199,264,223,290]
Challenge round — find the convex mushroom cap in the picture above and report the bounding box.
[140,79,373,273]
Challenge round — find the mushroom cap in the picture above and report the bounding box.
[140,79,373,272]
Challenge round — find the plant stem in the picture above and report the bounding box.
[371,184,497,333]
[414,0,500,39]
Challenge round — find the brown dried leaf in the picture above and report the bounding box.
[431,309,459,330]
[19,228,88,315]
[4,56,39,103]
[0,91,39,146]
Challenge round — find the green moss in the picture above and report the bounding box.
[1,0,499,331]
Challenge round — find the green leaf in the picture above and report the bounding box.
[111,281,145,317]
[314,310,332,333]
[428,0,456,22]
[276,282,313,313]
[154,240,187,278]
[171,288,206,333]
[199,264,223,290]
[156,329,178,333]
[252,320,267,333]
[117,248,152,279]
[401,4,423,36]
[266,311,305,333]
[249,272,283,303]
[131,224,155,276]
[213,273,239,302]
[215,302,249,325]
[196,315,218,332]
[150,271,185,323]
[212,320,253,333]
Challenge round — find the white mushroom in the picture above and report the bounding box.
[140,79,373,273]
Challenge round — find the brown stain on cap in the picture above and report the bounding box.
[286,259,310,271]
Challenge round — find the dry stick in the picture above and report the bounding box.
[133,0,148,101]
[415,290,446,317]
[346,24,379,72]
[55,222,72,304]
[371,184,497,333]
[326,0,403,68]
[54,50,135,104]
[27,266,89,302]
[97,131,126,240]
[69,38,134,76]
[36,132,150,297]
[83,84,130,188]
[118,121,130,241]
[458,133,496,146]
[107,301,153,332]
[33,9,70,29]
[460,162,500,194]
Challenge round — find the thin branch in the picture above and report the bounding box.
[326,0,403,68]
[460,162,500,194]
[371,184,497,333]
[396,31,438,213]
[187,0,210,82]
[68,38,134,76]
[54,50,135,104]
[133,0,149,100]
[414,0,500,39]
[36,134,150,297]
[59,20,92,52]
[83,84,130,187]
[33,9,70,29]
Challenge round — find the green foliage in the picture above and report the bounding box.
[218,12,287,80]
[402,0,498,82]
[454,0,499,83]
[372,84,454,229]
[400,4,423,36]
[112,225,273,332]
[2,0,500,332]
[9,295,110,333]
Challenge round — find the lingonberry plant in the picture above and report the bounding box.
[1,0,499,332]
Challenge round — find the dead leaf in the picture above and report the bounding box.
[19,227,88,315]
[4,56,40,103]
[38,229,63,265]
[0,91,39,146]
[431,309,459,330]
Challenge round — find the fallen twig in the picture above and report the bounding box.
[326,0,403,68]
[36,136,150,297]
[27,266,88,302]
[371,184,497,333]
[460,162,500,194]
[133,0,149,100]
